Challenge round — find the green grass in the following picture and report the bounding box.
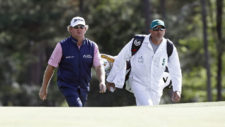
[0,102,225,127]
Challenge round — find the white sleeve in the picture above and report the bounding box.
[168,46,182,92]
[106,40,133,88]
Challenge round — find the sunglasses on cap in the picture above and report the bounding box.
[152,27,165,31]
[73,25,85,29]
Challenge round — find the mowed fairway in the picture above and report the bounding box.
[0,102,225,127]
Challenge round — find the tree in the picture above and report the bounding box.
[141,0,152,33]
[160,0,166,20]
[215,0,223,101]
[201,0,212,101]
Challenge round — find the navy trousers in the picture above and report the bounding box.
[59,86,88,107]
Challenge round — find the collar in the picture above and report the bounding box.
[148,34,165,45]
[70,36,78,44]
[70,36,87,45]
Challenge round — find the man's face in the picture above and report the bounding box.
[149,25,166,40]
[70,25,87,38]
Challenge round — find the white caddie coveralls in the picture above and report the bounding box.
[106,34,182,106]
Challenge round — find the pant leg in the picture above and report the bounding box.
[78,88,88,106]
[129,80,162,106]
[65,95,83,107]
[151,91,161,105]
[59,86,83,107]
[132,85,154,106]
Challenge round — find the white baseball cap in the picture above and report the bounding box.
[70,16,86,27]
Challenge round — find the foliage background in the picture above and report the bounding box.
[0,0,224,106]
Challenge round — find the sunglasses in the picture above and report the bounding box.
[73,25,85,29]
[152,27,165,31]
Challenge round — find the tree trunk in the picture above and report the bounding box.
[79,0,84,14]
[142,0,152,33]
[160,0,166,20]
[28,41,47,85]
[201,0,212,101]
[216,0,223,101]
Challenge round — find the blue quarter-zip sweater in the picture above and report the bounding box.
[57,36,95,90]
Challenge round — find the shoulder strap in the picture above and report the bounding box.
[165,39,174,73]
[131,35,145,56]
[165,39,174,87]
[166,39,173,58]
[124,35,145,85]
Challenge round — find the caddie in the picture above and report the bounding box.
[106,19,182,106]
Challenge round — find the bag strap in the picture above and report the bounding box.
[167,39,173,58]
[131,35,145,56]
[165,39,174,73]
[123,35,145,88]
[127,34,145,72]
[164,39,174,87]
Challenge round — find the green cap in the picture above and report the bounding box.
[150,19,165,29]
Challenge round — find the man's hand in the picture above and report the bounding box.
[171,91,181,102]
[106,82,116,92]
[39,65,55,101]
[99,82,106,93]
[39,87,47,101]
